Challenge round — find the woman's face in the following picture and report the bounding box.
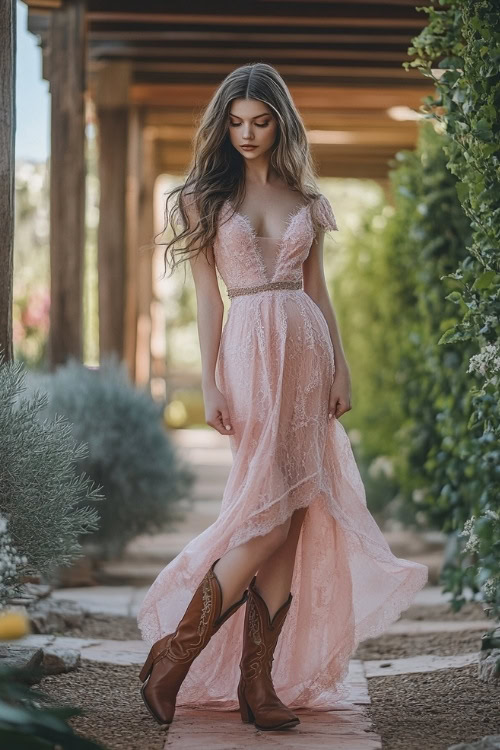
[228,98,278,160]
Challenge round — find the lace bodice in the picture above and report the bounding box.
[214,194,338,291]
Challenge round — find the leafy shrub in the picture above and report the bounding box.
[385,124,475,532]
[404,0,500,618]
[27,355,195,559]
[0,354,101,602]
[330,125,472,532]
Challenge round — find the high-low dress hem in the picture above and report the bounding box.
[136,193,428,711]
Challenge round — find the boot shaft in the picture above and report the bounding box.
[240,577,292,681]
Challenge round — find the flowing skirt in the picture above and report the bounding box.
[136,289,428,710]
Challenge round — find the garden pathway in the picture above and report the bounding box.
[19,428,488,748]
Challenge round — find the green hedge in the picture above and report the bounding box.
[404,0,500,617]
[332,124,474,535]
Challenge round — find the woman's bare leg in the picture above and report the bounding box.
[253,506,309,620]
[213,516,292,616]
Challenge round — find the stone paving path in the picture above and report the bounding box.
[363,652,479,678]
[163,700,382,750]
[6,633,381,749]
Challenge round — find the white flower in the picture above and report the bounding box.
[368,455,394,479]
[481,577,499,602]
[412,488,426,504]
[467,342,500,382]
[484,509,499,522]
[458,515,476,537]
[463,532,480,554]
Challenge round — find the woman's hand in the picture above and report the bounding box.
[203,385,235,436]
[328,362,352,420]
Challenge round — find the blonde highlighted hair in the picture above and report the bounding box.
[160,62,323,278]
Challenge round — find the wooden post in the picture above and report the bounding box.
[124,106,141,381]
[0,0,15,362]
[124,109,157,386]
[47,0,86,369]
[135,127,156,387]
[95,62,130,361]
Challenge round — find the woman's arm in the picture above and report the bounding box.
[189,251,235,435]
[184,198,235,435]
[189,248,224,391]
[302,230,352,418]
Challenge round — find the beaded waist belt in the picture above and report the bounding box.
[227,279,302,299]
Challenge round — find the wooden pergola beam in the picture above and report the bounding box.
[95,61,131,361]
[89,46,414,64]
[130,82,432,109]
[0,0,16,362]
[86,12,426,30]
[47,0,86,369]
[88,30,426,45]
[124,107,157,385]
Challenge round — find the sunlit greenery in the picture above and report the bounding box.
[405,0,500,619]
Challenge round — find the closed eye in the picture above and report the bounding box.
[230,121,270,128]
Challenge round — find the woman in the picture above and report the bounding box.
[137,62,428,731]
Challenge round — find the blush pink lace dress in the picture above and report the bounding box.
[136,193,428,711]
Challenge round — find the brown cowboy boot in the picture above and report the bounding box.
[237,575,300,731]
[139,558,248,725]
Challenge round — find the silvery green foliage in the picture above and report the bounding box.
[0,354,101,596]
[27,355,195,560]
[0,515,28,604]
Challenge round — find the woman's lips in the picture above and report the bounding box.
[241,145,257,150]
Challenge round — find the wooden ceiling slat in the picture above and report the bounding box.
[89,30,420,45]
[86,13,427,30]
[145,108,422,128]
[149,125,418,148]
[85,0,424,20]
[265,0,420,5]
[130,83,432,109]
[90,45,412,64]
[127,61,423,79]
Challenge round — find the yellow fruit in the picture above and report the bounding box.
[0,611,31,640]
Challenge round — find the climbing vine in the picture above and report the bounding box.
[404,0,500,618]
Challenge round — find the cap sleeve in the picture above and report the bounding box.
[311,193,338,233]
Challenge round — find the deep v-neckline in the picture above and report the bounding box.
[225,199,311,283]
[227,200,310,245]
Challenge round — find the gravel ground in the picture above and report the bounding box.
[53,613,142,641]
[367,664,500,750]
[353,629,484,660]
[52,600,489,644]
[404,601,489,622]
[38,662,167,750]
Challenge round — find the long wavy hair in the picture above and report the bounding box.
[160,62,322,279]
